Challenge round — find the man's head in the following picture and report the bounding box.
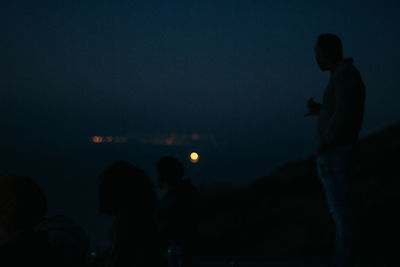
[315,34,344,71]
[0,176,46,242]
[157,156,184,191]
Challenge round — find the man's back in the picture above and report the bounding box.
[157,179,198,245]
[317,58,366,148]
[157,179,198,266]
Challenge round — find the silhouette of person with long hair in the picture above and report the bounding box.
[156,156,198,267]
[0,175,62,267]
[306,34,366,267]
[99,161,165,267]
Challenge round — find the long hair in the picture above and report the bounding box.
[0,175,46,234]
[99,161,156,216]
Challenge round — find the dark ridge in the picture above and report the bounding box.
[196,122,400,264]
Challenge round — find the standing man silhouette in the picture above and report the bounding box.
[306,34,366,267]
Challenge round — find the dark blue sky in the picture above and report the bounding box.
[1,0,400,148]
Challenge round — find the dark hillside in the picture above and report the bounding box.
[196,123,400,264]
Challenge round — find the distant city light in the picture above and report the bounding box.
[114,136,127,143]
[90,133,214,146]
[92,136,103,143]
[165,137,174,146]
[91,136,127,144]
[190,152,199,163]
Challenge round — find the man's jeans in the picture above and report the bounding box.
[316,144,358,267]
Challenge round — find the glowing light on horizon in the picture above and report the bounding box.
[165,137,174,146]
[92,136,104,143]
[91,136,127,144]
[190,152,199,164]
[115,136,127,143]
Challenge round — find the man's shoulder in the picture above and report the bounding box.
[333,59,363,85]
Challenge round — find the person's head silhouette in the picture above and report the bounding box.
[99,160,155,216]
[0,175,46,244]
[157,156,184,192]
[99,161,164,266]
[315,33,344,72]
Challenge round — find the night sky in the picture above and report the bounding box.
[2,0,400,249]
[2,0,400,146]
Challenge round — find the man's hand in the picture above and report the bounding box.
[305,98,322,117]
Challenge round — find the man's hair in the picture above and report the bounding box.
[0,175,47,233]
[157,156,184,186]
[316,33,343,61]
